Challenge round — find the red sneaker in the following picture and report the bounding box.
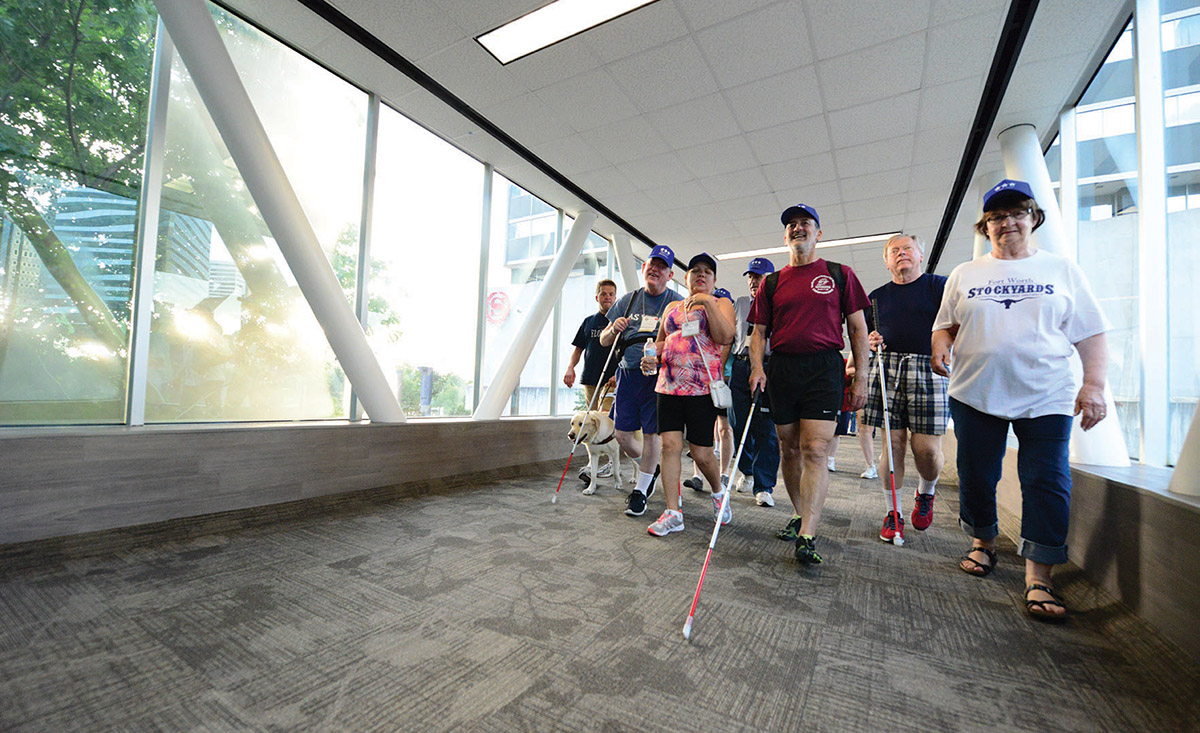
[879,511,904,543]
[911,492,935,531]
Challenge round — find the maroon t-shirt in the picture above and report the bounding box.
[748,259,871,355]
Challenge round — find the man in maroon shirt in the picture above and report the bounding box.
[748,204,871,564]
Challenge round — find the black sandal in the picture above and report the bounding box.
[1025,584,1068,622]
[959,546,996,577]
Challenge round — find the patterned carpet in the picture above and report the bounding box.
[1,444,1197,732]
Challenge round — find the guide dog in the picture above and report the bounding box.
[567,409,622,494]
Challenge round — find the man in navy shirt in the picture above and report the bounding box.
[563,278,618,410]
[863,234,949,544]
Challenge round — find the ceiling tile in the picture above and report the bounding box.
[818,34,925,111]
[716,193,781,221]
[762,152,837,190]
[646,93,743,149]
[838,169,910,202]
[733,213,783,237]
[616,151,695,188]
[330,0,468,61]
[906,184,950,212]
[773,180,843,208]
[834,136,914,179]
[504,35,606,91]
[583,0,692,63]
[672,0,780,32]
[531,135,611,175]
[827,91,920,148]
[607,37,721,113]
[693,3,814,88]
[577,116,671,165]
[642,180,714,210]
[924,11,1006,86]
[805,0,932,60]
[746,115,831,164]
[912,121,970,162]
[418,38,529,108]
[598,190,662,218]
[725,66,822,133]
[534,69,641,130]
[677,135,757,178]
[483,93,577,145]
[908,161,958,192]
[427,0,542,37]
[569,166,639,197]
[918,78,982,129]
[698,167,772,202]
[843,193,908,221]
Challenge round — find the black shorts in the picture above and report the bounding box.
[656,393,720,447]
[765,350,843,425]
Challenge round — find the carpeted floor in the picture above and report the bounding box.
[1,444,1197,732]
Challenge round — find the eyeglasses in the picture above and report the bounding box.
[985,209,1034,226]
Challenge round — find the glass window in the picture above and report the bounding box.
[145,4,366,422]
[555,229,616,415]
[0,1,157,424]
[369,106,483,418]
[481,176,558,416]
[1163,6,1200,463]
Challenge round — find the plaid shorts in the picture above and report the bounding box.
[862,352,949,435]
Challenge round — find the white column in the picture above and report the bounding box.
[1059,108,1079,259]
[1169,405,1200,496]
[1134,0,1170,466]
[997,122,1128,466]
[612,232,640,292]
[126,20,173,426]
[998,124,1071,257]
[474,210,597,420]
[153,0,404,422]
[350,93,380,422]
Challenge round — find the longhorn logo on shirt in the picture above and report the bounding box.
[811,275,835,295]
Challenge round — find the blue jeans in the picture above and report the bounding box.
[949,397,1072,565]
[729,358,779,492]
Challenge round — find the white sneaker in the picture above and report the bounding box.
[860,465,879,479]
[736,473,754,494]
[827,457,836,472]
[597,461,614,478]
[755,491,775,507]
[712,491,732,525]
[647,509,684,536]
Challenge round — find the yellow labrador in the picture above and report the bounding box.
[567,410,622,495]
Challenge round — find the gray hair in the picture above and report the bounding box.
[884,233,925,254]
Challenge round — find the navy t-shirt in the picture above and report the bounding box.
[572,311,612,386]
[607,288,684,369]
[866,273,947,356]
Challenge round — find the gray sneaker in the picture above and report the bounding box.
[712,491,731,525]
[647,509,684,536]
[755,490,775,507]
[736,473,755,494]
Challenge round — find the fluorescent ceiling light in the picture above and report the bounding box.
[715,232,903,261]
[478,0,660,64]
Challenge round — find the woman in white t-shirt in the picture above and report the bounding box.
[931,179,1109,622]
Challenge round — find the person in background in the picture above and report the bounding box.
[749,204,871,565]
[863,234,949,543]
[644,253,736,537]
[600,246,683,518]
[727,259,780,508]
[827,359,857,472]
[564,279,618,480]
[684,287,735,493]
[932,179,1109,620]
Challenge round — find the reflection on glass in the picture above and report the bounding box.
[0,1,158,424]
[369,106,483,418]
[144,5,365,421]
[1163,4,1200,462]
[482,177,558,416]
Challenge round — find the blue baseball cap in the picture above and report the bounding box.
[781,203,820,228]
[647,244,675,268]
[983,179,1036,211]
[713,287,733,302]
[686,252,717,273]
[743,257,775,276]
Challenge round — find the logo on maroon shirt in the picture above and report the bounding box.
[811,275,835,295]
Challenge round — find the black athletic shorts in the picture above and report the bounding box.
[765,350,843,425]
[656,393,720,447]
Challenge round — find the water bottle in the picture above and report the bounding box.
[642,340,658,376]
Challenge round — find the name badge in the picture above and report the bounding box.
[681,319,700,337]
[638,315,659,333]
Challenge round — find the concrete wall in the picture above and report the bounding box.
[0,418,571,545]
[943,430,1200,662]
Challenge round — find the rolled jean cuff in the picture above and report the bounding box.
[959,518,999,541]
[1018,537,1069,565]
